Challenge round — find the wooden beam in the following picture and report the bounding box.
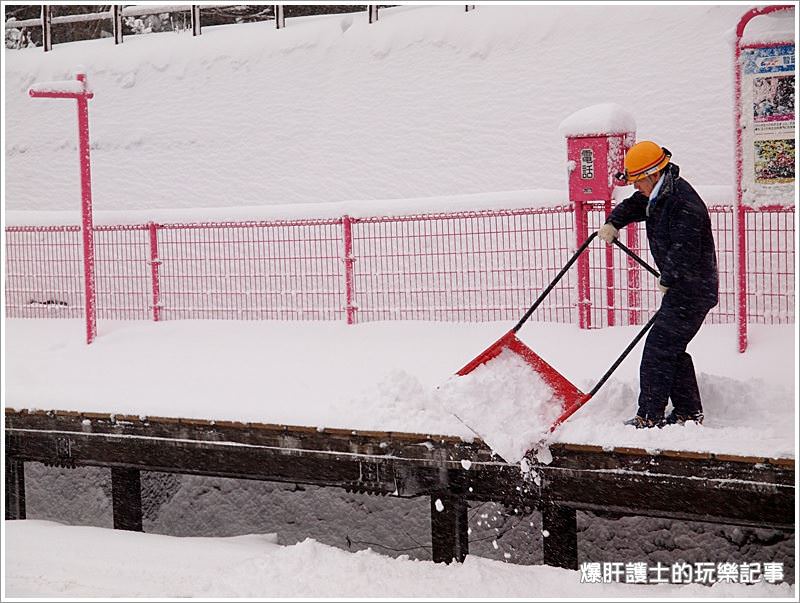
[5,457,26,520]
[111,467,142,531]
[542,503,577,569]
[430,493,468,563]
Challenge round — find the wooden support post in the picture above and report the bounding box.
[5,457,26,520]
[542,503,578,570]
[368,5,379,24]
[41,5,52,52]
[430,493,468,564]
[191,5,201,37]
[275,5,285,29]
[112,5,123,45]
[111,467,143,531]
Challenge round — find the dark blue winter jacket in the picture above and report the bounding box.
[606,163,719,309]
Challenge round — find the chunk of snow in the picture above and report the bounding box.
[436,349,563,463]
[460,459,472,470]
[28,81,87,96]
[434,499,444,513]
[535,445,553,465]
[558,103,636,138]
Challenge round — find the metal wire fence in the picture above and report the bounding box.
[4,204,794,328]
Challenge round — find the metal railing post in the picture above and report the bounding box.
[604,198,615,327]
[626,223,641,325]
[149,222,162,322]
[41,5,52,52]
[112,5,123,45]
[574,201,592,329]
[191,5,201,36]
[342,215,357,324]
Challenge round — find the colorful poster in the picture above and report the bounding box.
[740,44,795,204]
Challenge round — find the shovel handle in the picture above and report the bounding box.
[513,232,661,334]
[587,310,659,398]
[612,237,660,279]
[587,237,662,398]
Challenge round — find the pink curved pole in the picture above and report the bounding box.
[30,73,97,344]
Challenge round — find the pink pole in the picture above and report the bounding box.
[342,215,356,324]
[76,74,97,344]
[626,224,641,325]
[574,201,591,329]
[149,222,162,322]
[29,73,97,344]
[604,198,615,327]
[734,14,747,353]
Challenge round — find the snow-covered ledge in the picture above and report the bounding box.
[558,102,636,138]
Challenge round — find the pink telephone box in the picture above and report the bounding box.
[566,134,630,204]
[561,108,635,328]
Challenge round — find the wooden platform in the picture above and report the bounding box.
[5,408,795,567]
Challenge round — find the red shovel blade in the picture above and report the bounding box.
[457,330,589,432]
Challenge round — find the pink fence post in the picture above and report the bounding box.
[625,224,641,325]
[29,72,97,344]
[603,197,615,327]
[148,222,162,322]
[342,215,357,324]
[573,201,591,329]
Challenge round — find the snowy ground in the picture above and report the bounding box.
[3,521,793,598]
[5,318,795,459]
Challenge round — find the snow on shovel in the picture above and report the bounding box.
[441,234,661,463]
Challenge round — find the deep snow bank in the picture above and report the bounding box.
[5,5,756,213]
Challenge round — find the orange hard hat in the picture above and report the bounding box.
[619,141,671,183]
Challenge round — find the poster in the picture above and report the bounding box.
[740,44,795,202]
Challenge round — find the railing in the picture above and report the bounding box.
[5,4,478,51]
[4,203,795,328]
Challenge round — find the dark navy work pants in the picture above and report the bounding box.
[636,297,713,421]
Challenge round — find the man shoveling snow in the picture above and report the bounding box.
[598,141,719,429]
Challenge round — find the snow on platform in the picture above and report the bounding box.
[5,318,795,460]
[4,521,793,598]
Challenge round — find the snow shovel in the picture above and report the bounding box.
[455,232,662,436]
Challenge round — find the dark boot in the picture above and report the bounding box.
[623,415,665,429]
[665,410,704,426]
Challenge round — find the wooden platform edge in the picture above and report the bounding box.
[5,406,795,468]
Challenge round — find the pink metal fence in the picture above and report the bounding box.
[583,205,740,328]
[4,204,795,328]
[350,207,577,323]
